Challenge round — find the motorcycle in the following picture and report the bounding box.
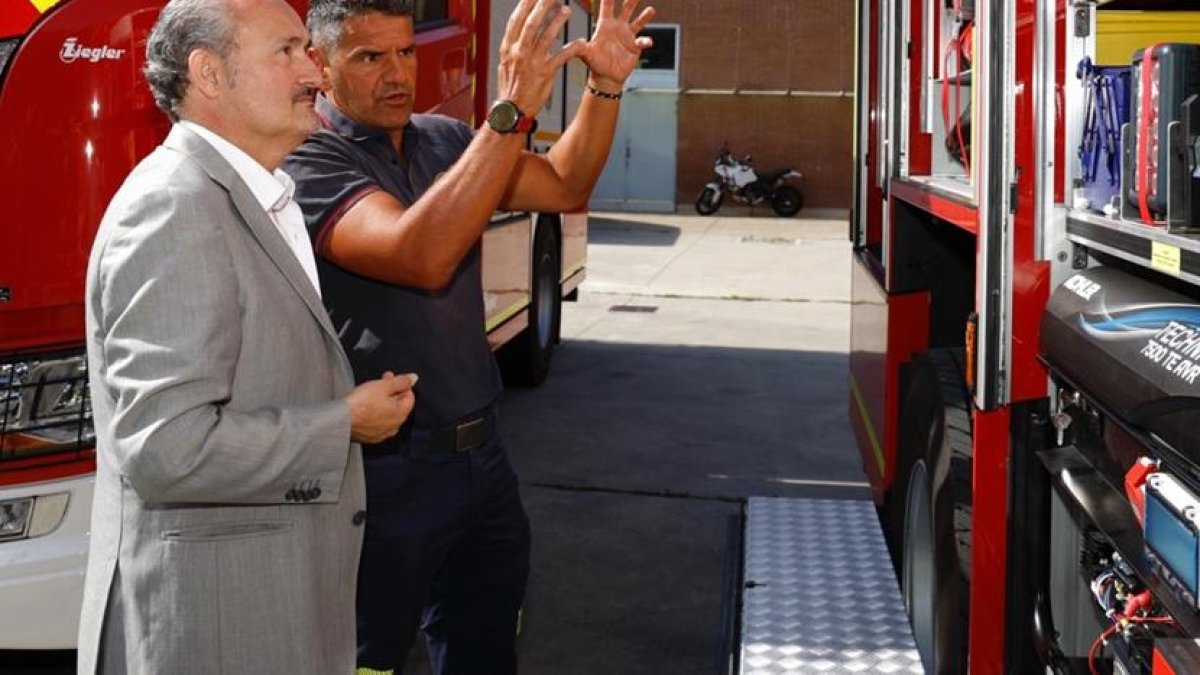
[695,146,804,217]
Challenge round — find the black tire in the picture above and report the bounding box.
[770,185,803,217]
[695,186,722,215]
[499,222,561,387]
[897,349,972,675]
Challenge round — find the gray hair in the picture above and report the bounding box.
[144,0,237,122]
[308,0,413,52]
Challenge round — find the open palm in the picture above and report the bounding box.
[581,0,656,85]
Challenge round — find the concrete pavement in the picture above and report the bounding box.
[500,211,868,674]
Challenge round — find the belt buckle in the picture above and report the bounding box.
[455,416,487,453]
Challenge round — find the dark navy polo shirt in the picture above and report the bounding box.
[282,95,501,438]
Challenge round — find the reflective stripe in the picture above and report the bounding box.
[356,668,394,675]
[848,373,886,478]
[485,295,529,332]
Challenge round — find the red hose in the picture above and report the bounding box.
[1137,44,1165,225]
[955,36,969,175]
[941,37,970,174]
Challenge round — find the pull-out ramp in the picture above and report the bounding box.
[738,498,924,674]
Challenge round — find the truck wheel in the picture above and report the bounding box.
[499,222,561,387]
[770,185,803,217]
[899,349,972,675]
[695,187,722,215]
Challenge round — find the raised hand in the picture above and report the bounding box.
[581,0,656,87]
[496,0,587,116]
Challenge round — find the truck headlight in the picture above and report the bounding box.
[0,498,32,541]
[0,493,71,543]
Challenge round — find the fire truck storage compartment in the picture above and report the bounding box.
[926,4,974,180]
[1040,264,1200,464]
[1038,265,1200,668]
[1123,43,1200,227]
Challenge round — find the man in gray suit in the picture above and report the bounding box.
[77,0,416,672]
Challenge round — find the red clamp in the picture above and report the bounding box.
[1125,457,1158,526]
[1122,590,1154,619]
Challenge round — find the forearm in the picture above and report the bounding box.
[114,399,352,505]
[375,129,526,289]
[545,76,624,202]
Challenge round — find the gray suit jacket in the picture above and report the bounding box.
[78,125,365,674]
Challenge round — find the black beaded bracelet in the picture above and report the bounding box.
[587,84,623,100]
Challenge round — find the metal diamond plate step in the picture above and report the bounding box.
[739,497,924,674]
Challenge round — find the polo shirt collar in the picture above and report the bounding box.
[316,94,419,151]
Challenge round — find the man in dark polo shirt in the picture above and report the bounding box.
[282,0,655,672]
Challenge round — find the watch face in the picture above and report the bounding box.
[488,101,519,132]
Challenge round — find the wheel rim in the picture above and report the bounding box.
[698,188,719,213]
[535,252,556,349]
[903,459,935,673]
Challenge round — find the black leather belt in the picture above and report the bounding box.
[405,406,497,456]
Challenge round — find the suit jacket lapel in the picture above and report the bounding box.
[163,126,351,378]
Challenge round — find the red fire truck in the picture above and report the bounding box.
[852,0,1200,671]
[0,0,587,649]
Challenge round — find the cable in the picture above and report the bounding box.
[942,39,954,156]
[941,36,970,173]
[1087,622,1120,675]
[954,24,970,175]
[1089,570,1118,618]
[1085,587,1174,675]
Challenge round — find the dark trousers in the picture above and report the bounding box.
[356,433,531,674]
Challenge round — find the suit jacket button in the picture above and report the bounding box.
[352,510,367,526]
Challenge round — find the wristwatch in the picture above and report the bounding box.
[486,100,536,134]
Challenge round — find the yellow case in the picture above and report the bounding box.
[1097,11,1200,66]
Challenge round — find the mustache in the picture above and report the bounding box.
[293,86,319,103]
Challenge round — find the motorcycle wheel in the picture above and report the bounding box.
[695,187,722,215]
[771,185,803,217]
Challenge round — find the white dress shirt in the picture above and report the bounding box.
[180,121,322,298]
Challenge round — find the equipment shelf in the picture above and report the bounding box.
[890,176,978,234]
[1067,208,1200,288]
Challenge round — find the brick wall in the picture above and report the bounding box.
[678,95,853,213]
[640,0,856,210]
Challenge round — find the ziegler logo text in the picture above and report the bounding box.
[60,38,125,64]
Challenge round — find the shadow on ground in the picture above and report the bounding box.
[504,340,867,500]
[588,217,682,247]
[0,650,74,674]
